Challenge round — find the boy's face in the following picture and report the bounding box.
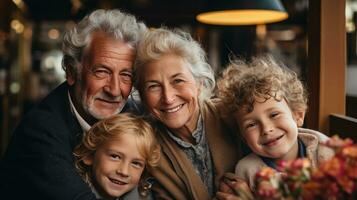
[235,97,305,161]
[83,133,145,199]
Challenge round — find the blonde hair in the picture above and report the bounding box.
[133,27,215,101]
[217,56,308,114]
[73,113,160,186]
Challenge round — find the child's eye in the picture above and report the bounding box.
[245,122,257,130]
[131,161,145,169]
[110,154,121,160]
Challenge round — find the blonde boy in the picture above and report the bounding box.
[217,56,334,191]
[74,113,160,199]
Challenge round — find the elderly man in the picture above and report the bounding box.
[0,9,146,199]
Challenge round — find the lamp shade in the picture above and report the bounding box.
[196,0,288,26]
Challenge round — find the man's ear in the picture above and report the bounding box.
[66,69,76,86]
[293,109,306,127]
[82,155,93,166]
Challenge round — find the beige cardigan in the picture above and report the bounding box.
[235,128,335,191]
[147,100,243,200]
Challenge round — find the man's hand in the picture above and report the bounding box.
[215,173,253,200]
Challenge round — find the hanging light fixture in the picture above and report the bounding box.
[196,0,288,26]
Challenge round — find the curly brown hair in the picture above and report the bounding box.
[73,113,160,186]
[217,56,308,114]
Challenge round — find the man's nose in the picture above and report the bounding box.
[104,75,122,97]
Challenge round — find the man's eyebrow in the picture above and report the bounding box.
[120,68,133,72]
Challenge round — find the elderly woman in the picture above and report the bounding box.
[133,27,244,199]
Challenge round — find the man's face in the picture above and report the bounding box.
[68,31,135,122]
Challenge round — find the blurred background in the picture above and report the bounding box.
[0,0,356,155]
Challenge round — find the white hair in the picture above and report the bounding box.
[133,27,215,101]
[62,9,147,78]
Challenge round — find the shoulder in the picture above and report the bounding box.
[298,128,329,149]
[235,153,265,174]
[235,153,266,191]
[298,128,329,142]
[10,82,80,148]
[201,99,237,128]
[298,128,335,164]
[21,83,73,127]
[202,98,228,115]
[122,186,153,200]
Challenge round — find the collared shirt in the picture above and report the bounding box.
[91,187,122,200]
[166,115,215,197]
[67,92,91,132]
[67,92,141,133]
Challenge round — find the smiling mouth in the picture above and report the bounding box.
[97,98,120,104]
[109,178,128,185]
[161,104,183,113]
[263,135,284,146]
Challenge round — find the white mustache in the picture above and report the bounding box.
[95,92,123,102]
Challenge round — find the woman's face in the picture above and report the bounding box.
[140,54,201,132]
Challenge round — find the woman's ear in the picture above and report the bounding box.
[293,109,306,127]
[82,155,94,166]
[196,79,204,99]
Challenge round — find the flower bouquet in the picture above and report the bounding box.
[252,135,357,200]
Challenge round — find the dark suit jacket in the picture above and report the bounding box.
[0,82,139,199]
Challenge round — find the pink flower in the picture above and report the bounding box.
[257,180,279,198]
[256,167,276,181]
[252,135,357,200]
[342,146,357,158]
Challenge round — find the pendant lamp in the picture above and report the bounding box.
[196,0,288,26]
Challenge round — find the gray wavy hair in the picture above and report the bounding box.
[133,27,215,101]
[62,9,147,78]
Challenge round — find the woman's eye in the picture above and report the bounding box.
[271,112,280,118]
[147,84,160,91]
[173,79,184,84]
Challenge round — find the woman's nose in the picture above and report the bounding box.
[162,86,176,104]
